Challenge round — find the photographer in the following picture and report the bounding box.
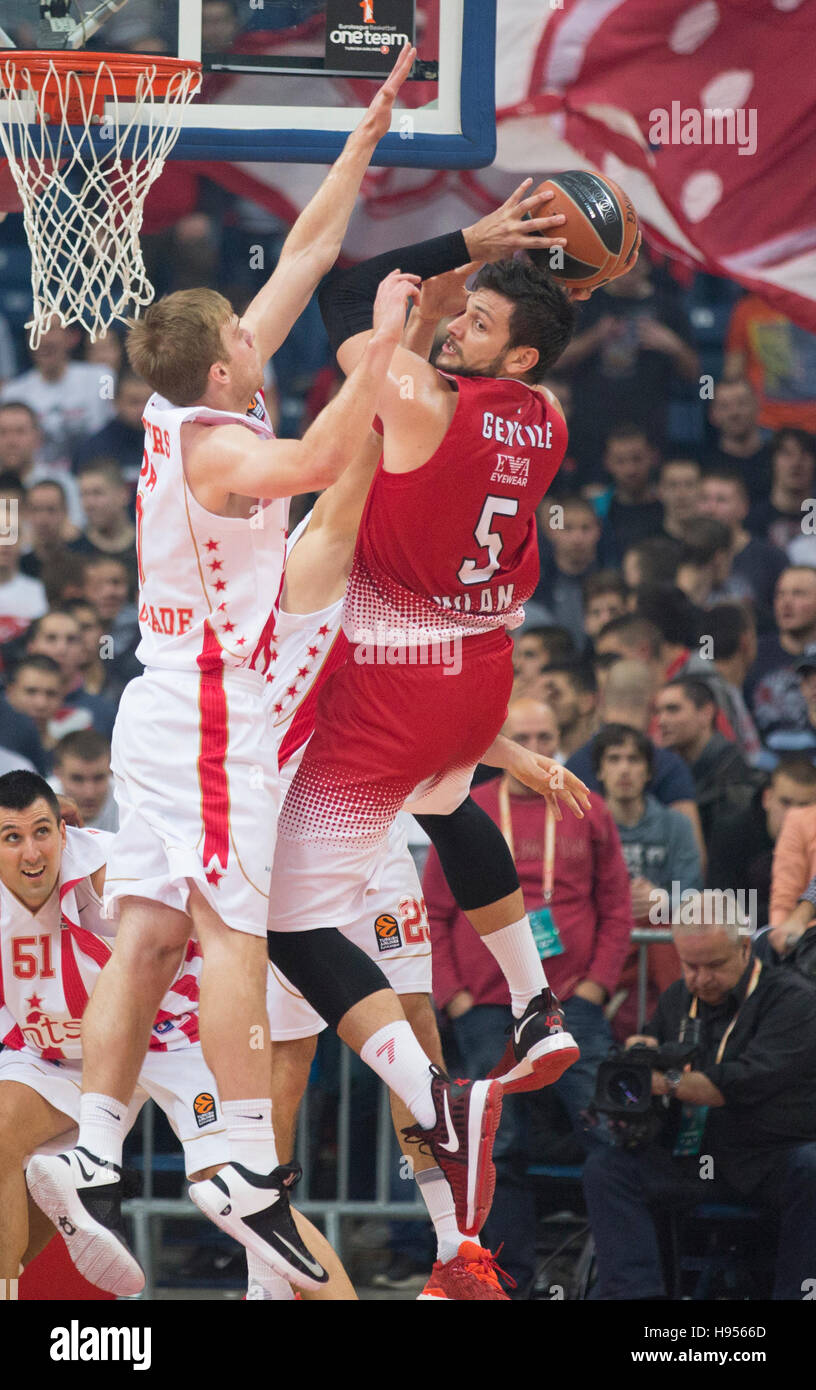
[582,917,816,1300]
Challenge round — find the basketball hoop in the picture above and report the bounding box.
[0,51,201,347]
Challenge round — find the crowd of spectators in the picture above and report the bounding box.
[410,263,816,1298]
[2,149,816,1300]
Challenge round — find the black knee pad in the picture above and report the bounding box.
[266,927,390,1032]
[416,795,519,912]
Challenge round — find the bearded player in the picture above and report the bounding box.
[265,216,604,1191]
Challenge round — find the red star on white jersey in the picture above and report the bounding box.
[222,621,236,634]
[307,645,319,658]
[273,702,284,714]
[318,625,330,636]
[214,579,227,592]
[208,559,223,572]
[297,666,309,679]
[26,993,44,1010]
[205,866,223,887]
[204,539,219,552]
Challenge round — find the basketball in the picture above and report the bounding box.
[528,170,640,291]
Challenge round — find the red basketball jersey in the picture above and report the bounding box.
[343,373,566,644]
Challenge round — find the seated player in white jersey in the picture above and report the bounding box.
[23,48,428,1297]
[262,268,590,1301]
[0,770,353,1298]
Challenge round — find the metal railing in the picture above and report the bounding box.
[124,1043,427,1299]
[123,929,673,1297]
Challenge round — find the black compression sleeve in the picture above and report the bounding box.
[267,927,389,1032]
[415,797,520,913]
[318,229,470,355]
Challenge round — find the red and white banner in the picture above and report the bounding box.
[195,0,816,330]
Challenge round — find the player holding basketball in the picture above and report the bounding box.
[265,205,601,1222]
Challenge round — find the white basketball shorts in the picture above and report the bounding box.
[1,1042,228,1177]
[266,825,432,1040]
[104,666,280,938]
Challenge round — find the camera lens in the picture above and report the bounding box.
[611,1069,649,1107]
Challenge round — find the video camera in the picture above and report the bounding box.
[589,1032,700,1151]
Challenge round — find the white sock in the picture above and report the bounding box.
[415,1165,477,1263]
[78,1092,128,1166]
[246,1250,295,1300]
[359,1021,436,1129]
[221,1099,278,1175]
[480,917,549,1018]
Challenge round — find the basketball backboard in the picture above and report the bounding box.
[0,0,496,168]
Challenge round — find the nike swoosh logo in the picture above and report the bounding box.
[437,1090,460,1154]
[75,1155,97,1184]
[237,1114,263,1121]
[98,1107,122,1120]
[514,1014,538,1046]
[274,1233,325,1279]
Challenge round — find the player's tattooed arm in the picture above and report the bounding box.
[240,44,415,364]
[482,735,592,821]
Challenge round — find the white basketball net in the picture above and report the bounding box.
[0,56,201,348]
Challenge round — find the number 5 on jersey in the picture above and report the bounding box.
[458,495,519,586]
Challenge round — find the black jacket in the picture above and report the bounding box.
[690,733,762,840]
[648,956,816,1191]
[705,787,773,928]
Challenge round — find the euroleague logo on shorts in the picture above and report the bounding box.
[374,912,402,953]
[193,1092,217,1129]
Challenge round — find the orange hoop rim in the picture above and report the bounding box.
[0,51,202,100]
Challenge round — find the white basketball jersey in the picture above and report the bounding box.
[135,391,288,675]
[271,515,347,785]
[0,826,202,1059]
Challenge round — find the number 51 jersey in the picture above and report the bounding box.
[343,373,567,645]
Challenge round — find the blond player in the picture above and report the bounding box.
[24,47,422,1296]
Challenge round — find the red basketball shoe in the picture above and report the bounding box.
[402,1067,503,1237]
[488,988,580,1094]
[417,1242,515,1301]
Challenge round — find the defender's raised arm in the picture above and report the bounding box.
[241,43,417,363]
